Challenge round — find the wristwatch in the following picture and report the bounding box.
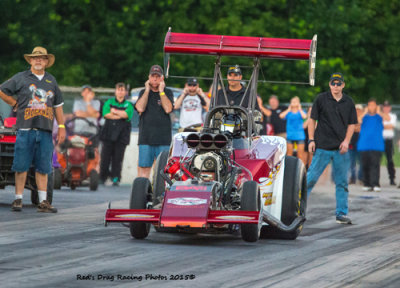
[308,139,315,144]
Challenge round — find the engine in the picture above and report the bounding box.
[192,151,224,182]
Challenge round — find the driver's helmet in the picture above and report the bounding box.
[220,114,242,135]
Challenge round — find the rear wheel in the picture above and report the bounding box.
[53,168,62,190]
[129,177,152,239]
[240,181,261,242]
[89,170,99,191]
[260,156,307,240]
[152,150,169,206]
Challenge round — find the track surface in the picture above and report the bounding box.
[1,167,399,288]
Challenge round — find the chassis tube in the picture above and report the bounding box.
[262,210,306,233]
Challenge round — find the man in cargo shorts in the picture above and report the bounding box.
[0,46,65,212]
[135,65,174,178]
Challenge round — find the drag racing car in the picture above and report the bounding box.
[105,29,317,242]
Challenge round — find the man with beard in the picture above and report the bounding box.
[0,46,65,213]
[135,65,174,178]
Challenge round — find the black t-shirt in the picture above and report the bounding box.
[269,105,287,134]
[0,70,63,132]
[137,88,174,145]
[311,91,357,150]
[213,86,260,110]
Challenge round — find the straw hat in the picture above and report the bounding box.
[24,47,55,68]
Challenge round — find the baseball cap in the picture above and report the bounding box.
[149,65,163,76]
[81,84,92,91]
[383,100,390,106]
[187,78,198,85]
[227,65,242,75]
[330,72,344,82]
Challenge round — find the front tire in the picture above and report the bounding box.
[129,177,152,239]
[241,181,261,242]
[260,156,307,240]
[89,170,99,191]
[53,168,62,190]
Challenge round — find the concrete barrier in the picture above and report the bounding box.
[120,133,139,184]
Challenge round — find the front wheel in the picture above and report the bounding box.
[89,170,99,191]
[240,181,261,242]
[129,177,152,239]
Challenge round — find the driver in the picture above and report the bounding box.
[213,65,260,110]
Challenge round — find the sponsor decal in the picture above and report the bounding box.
[167,197,207,206]
[263,192,273,206]
[115,214,155,218]
[174,186,208,191]
[215,215,255,220]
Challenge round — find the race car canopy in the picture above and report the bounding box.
[164,30,314,60]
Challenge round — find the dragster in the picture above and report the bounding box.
[105,28,317,242]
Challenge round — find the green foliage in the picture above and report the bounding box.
[0,0,399,104]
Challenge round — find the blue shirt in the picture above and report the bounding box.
[285,111,305,141]
[357,114,384,151]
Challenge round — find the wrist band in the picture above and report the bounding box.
[160,92,166,96]
[58,124,65,128]
[308,139,315,144]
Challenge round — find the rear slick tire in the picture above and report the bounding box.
[260,156,307,240]
[129,177,152,239]
[152,150,169,206]
[240,181,261,242]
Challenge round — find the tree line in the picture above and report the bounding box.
[1,0,399,103]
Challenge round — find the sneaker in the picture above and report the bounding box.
[390,180,396,186]
[362,186,372,192]
[112,177,120,186]
[349,178,356,184]
[11,199,22,212]
[336,215,352,224]
[373,186,381,192]
[37,200,57,213]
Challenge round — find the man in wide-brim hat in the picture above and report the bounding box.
[24,46,55,68]
[0,46,65,213]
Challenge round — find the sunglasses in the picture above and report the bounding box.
[188,84,197,87]
[330,81,342,87]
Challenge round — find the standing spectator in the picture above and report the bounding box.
[267,95,287,138]
[0,46,65,212]
[257,95,269,135]
[135,65,174,178]
[382,101,397,185]
[307,72,357,224]
[73,85,101,134]
[174,78,209,130]
[279,96,307,163]
[99,83,133,186]
[303,107,313,169]
[357,99,384,192]
[348,104,363,184]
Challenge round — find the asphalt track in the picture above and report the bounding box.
[0,167,399,288]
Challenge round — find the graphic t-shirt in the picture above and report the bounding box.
[285,111,306,141]
[73,99,101,134]
[0,70,64,132]
[179,95,206,128]
[137,88,174,145]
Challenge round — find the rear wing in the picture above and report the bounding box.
[163,28,317,86]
